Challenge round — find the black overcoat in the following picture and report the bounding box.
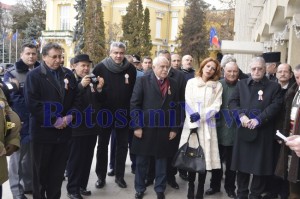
[228,76,282,175]
[275,82,300,183]
[130,72,180,158]
[92,61,136,125]
[24,62,78,143]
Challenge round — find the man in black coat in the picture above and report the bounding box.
[130,56,180,199]
[93,42,136,189]
[66,54,105,199]
[263,63,294,199]
[5,43,39,199]
[24,43,78,199]
[158,50,187,187]
[181,55,195,81]
[228,57,282,199]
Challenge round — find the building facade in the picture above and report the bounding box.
[223,0,300,72]
[42,0,186,65]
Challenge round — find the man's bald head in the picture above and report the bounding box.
[181,55,193,70]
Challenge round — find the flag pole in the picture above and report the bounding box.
[2,32,4,63]
[15,29,18,62]
[9,38,11,63]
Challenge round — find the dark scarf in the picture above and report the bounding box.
[15,59,39,72]
[102,57,131,73]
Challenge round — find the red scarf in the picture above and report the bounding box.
[157,78,170,97]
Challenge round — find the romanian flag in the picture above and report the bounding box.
[209,27,221,48]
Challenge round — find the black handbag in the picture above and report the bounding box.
[172,131,206,173]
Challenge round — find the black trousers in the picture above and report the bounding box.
[31,142,69,199]
[96,127,129,179]
[166,128,183,182]
[210,145,236,192]
[188,171,207,196]
[0,185,2,199]
[67,135,97,194]
[237,171,266,199]
[265,141,289,198]
[109,129,136,171]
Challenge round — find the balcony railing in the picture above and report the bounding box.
[42,30,73,38]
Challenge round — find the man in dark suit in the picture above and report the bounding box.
[158,50,187,187]
[228,57,282,199]
[93,42,136,189]
[24,42,78,199]
[131,56,180,199]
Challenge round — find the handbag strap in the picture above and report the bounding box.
[187,130,201,146]
[186,132,204,157]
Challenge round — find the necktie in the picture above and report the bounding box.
[51,70,59,81]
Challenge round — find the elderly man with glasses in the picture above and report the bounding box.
[24,42,78,199]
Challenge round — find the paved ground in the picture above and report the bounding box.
[2,152,231,199]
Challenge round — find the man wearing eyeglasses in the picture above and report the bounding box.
[228,57,282,199]
[24,42,78,199]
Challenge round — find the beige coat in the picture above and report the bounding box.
[179,77,223,170]
[0,88,20,184]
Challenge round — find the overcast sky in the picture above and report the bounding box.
[1,0,226,8]
[0,0,17,5]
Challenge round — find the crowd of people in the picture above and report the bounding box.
[0,41,300,199]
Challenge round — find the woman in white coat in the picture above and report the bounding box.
[180,57,223,199]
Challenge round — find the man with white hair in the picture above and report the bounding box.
[228,57,282,199]
[220,54,248,80]
[205,61,239,198]
[130,56,180,199]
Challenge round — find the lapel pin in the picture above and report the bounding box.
[64,78,69,90]
[125,74,129,84]
[258,90,263,101]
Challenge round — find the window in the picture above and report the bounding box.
[60,5,71,30]
[156,18,162,38]
[171,18,178,40]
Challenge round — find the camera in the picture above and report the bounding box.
[89,74,99,84]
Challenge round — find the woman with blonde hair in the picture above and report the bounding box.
[179,57,223,199]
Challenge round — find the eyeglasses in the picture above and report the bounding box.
[47,54,63,60]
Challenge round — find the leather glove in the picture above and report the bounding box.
[190,128,198,134]
[190,112,200,123]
